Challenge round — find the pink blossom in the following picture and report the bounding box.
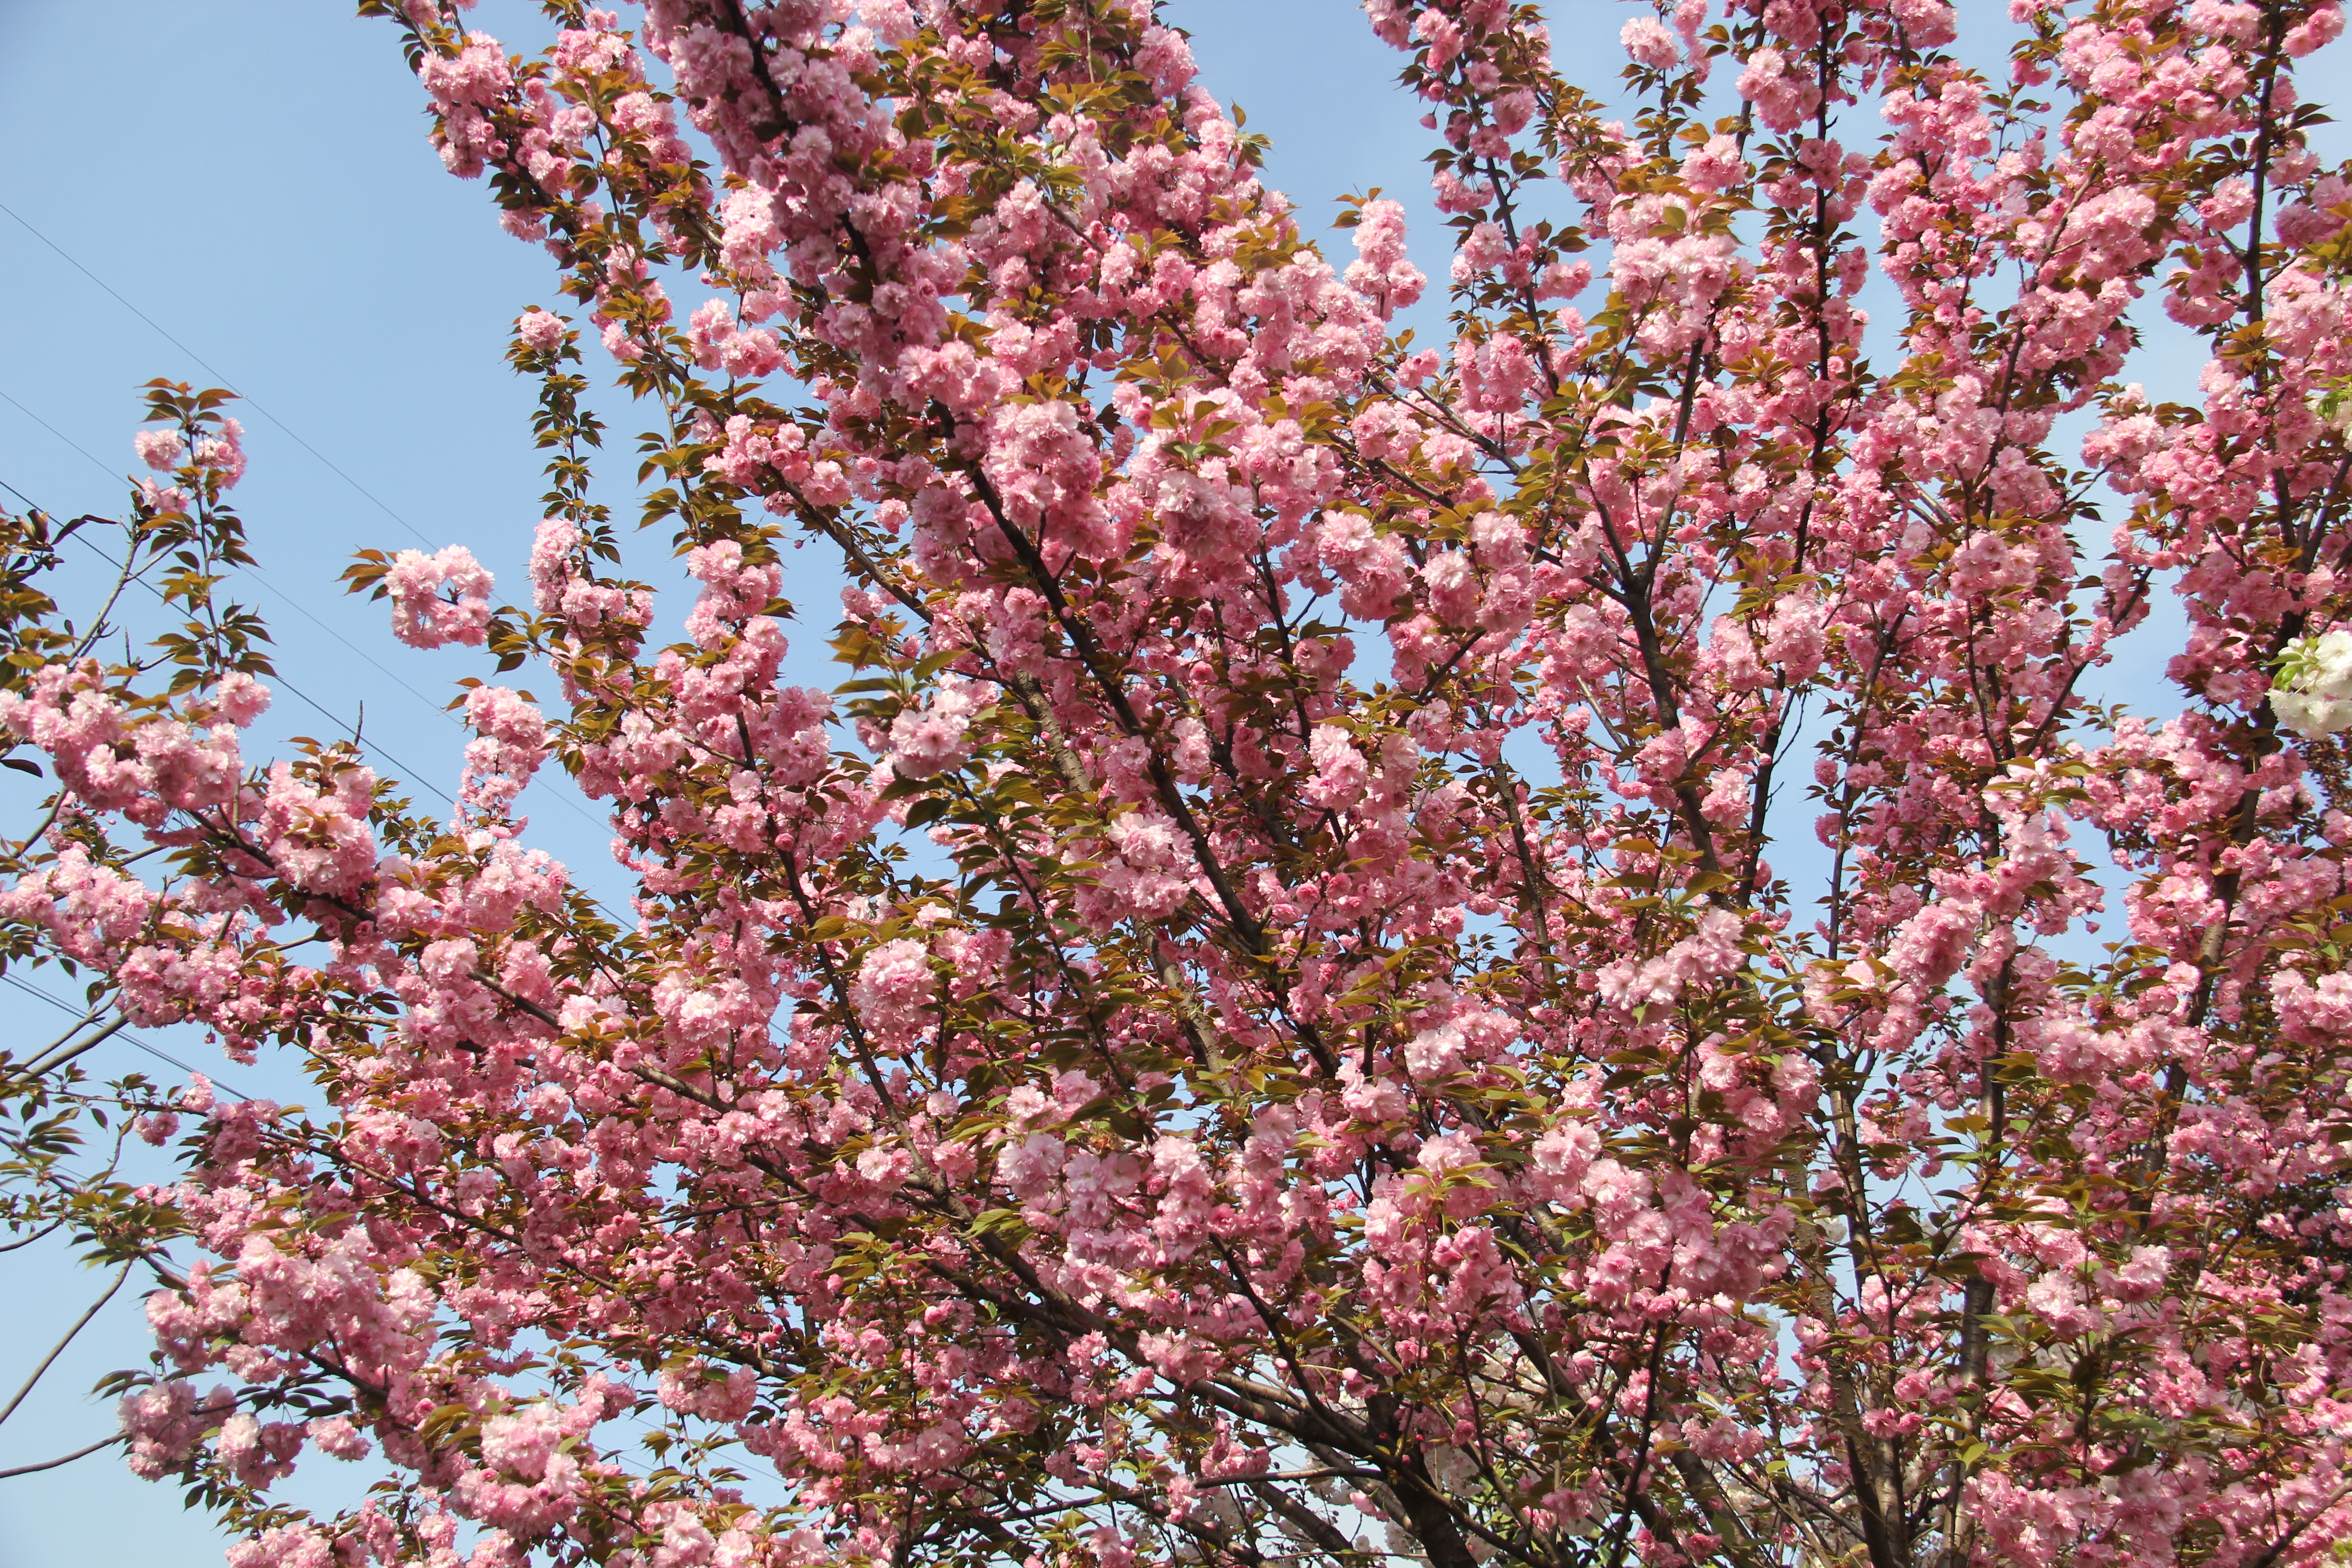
[883,676,988,780]
[133,429,186,471]
[850,937,935,1048]
[385,545,494,648]
[515,307,566,350]
[1621,17,1680,69]
[211,671,271,727]
[192,417,246,487]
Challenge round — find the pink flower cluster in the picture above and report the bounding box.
[385,545,494,648]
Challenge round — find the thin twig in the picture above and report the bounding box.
[0,1433,122,1479]
[0,1259,132,1428]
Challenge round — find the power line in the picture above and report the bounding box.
[0,456,635,924]
[0,239,641,893]
[0,197,657,1071]
[0,386,476,726]
[0,211,508,756]
[0,198,436,550]
[0,388,106,480]
[3,972,250,1102]
[0,468,462,812]
[0,428,617,838]
[0,208,629,846]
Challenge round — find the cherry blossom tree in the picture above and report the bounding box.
[11,0,2352,1563]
